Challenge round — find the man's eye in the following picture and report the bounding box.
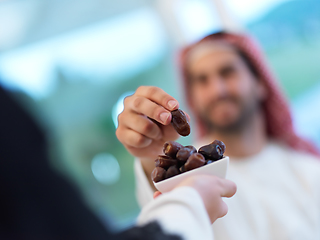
[194,75,207,85]
[220,66,236,78]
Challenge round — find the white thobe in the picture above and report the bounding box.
[135,141,320,240]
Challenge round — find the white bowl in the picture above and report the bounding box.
[153,156,229,193]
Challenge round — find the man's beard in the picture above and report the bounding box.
[197,96,261,134]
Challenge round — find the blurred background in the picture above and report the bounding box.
[1,0,319,230]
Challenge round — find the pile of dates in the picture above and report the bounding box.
[152,140,226,183]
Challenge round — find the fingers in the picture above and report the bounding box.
[124,86,179,125]
[218,201,229,218]
[127,96,172,125]
[116,127,152,148]
[153,191,162,199]
[120,113,162,140]
[136,86,179,111]
[173,175,236,224]
[219,178,237,198]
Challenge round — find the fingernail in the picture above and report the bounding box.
[167,100,178,110]
[160,112,170,124]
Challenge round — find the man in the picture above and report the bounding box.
[116,31,320,239]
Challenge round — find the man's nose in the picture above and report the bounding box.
[207,76,227,97]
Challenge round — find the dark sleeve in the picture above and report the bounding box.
[0,86,114,239]
[118,221,181,240]
[0,86,182,240]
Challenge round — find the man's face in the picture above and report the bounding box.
[188,43,265,133]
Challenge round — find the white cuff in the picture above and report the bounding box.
[134,158,154,208]
[137,186,214,240]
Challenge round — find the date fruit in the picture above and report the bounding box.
[212,140,226,153]
[165,165,180,179]
[184,153,205,171]
[206,160,214,165]
[155,155,177,169]
[198,144,223,160]
[151,167,166,183]
[179,165,186,173]
[176,146,197,162]
[171,109,190,136]
[163,141,183,158]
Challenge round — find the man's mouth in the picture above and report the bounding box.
[209,99,238,111]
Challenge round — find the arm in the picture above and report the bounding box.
[134,158,155,207]
[138,187,214,240]
[116,86,183,191]
[138,175,237,240]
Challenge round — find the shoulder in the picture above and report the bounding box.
[277,142,320,187]
[270,140,320,164]
[281,143,320,168]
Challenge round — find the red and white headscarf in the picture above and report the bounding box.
[178,31,319,156]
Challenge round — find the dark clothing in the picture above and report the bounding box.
[0,86,180,240]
